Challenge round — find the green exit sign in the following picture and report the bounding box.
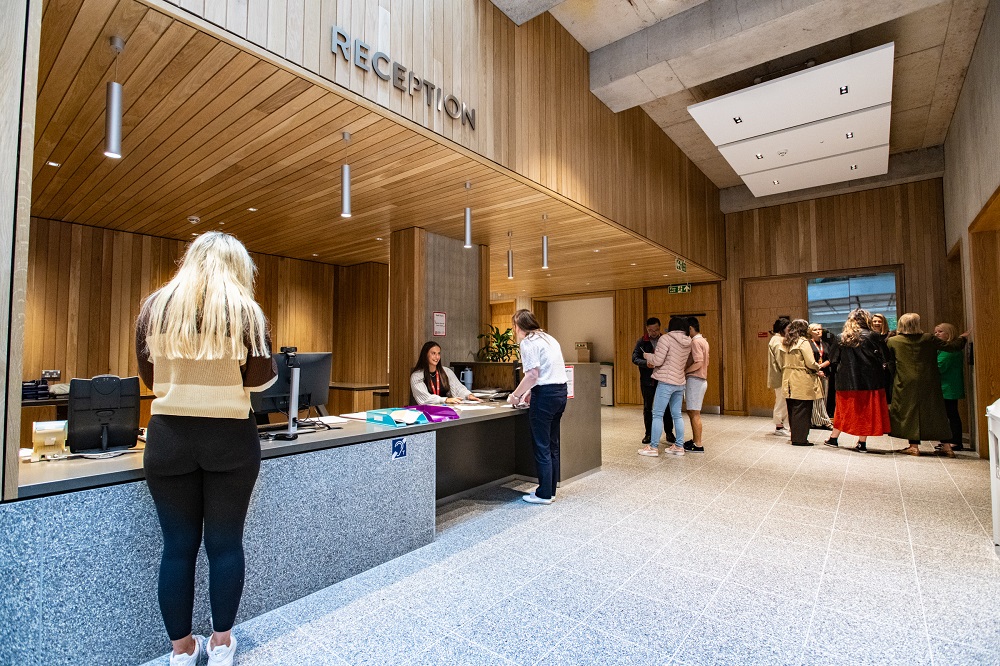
[668,283,692,294]
[675,258,687,273]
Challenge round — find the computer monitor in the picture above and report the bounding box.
[67,375,140,453]
[250,352,332,417]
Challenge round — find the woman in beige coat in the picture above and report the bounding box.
[778,319,822,446]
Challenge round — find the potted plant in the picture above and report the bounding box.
[477,325,519,362]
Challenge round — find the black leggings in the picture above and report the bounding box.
[786,398,813,445]
[943,399,963,447]
[144,414,260,640]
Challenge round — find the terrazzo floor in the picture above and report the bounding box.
[144,407,1000,665]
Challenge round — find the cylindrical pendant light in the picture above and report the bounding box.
[541,214,549,269]
[507,231,514,280]
[104,36,125,159]
[341,132,351,218]
[463,181,473,248]
[104,82,122,159]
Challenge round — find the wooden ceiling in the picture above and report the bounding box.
[32,0,719,299]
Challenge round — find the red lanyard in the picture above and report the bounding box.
[816,341,824,357]
[429,372,440,395]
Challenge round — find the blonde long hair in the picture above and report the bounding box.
[142,232,269,360]
[839,308,872,347]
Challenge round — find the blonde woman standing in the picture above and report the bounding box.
[808,323,833,428]
[136,232,277,666]
[777,319,822,446]
[934,323,966,450]
[888,313,968,456]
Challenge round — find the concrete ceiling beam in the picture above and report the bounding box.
[489,0,564,26]
[590,0,948,112]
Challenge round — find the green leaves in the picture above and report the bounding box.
[477,325,519,362]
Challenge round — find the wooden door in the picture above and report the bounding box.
[742,277,808,416]
[647,283,722,411]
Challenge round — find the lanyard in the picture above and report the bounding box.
[429,372,440,395]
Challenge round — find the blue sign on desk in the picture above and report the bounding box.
[391,437,407,460]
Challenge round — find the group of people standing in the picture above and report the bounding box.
[769,309,968,454]
[633,316,710,457]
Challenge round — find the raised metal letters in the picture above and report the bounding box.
[331,26,476,131]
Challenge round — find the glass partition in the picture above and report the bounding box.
[806,272,898,329]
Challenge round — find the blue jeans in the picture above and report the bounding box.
[650,382,685,449]
[528,384,568,499]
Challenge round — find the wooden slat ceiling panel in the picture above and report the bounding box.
[33,0,719,299]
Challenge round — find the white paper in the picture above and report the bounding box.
[340,412,369,420]
[566,365,575,399]
[316,415,350,424]
[453,405,495,411]
[390,409,424,424]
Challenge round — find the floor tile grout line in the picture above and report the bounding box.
[797,437,853,663]
[895,446,936,665]
[660,426,815,663]
[938,453,993,538]
[529,419,778,665]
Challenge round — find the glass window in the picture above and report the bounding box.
[807,272,898,329]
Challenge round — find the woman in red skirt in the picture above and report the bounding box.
[823,309,891,452]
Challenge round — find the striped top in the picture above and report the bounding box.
[135,307,278,419]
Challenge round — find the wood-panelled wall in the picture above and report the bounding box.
[721,180,950,414]
[332,262,388,384]
[23,218,336,382]
[490,301,515,335]
[613,288,644,405]
[971,229,1000,457]
[156,0,726,275]
[388,227,425,405]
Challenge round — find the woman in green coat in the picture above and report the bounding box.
[887,313,968,457]
[935,322,966,451]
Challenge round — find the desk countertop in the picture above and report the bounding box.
[17,404,524,499]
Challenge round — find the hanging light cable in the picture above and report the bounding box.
[463,181,472,248]
[341,132,351,218]
[507,230,514,280]
[541,214,549,269]
[104,36,125,159]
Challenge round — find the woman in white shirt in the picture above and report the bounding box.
[410,341,481,405]
[508,309,568,505]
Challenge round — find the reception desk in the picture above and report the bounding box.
[2,376,602,666]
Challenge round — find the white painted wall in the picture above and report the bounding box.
[546,297,615,364]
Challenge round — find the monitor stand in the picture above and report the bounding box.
[273,363,300,441]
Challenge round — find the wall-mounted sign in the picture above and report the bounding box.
[758,331,770,338]
[667,284,692,294]
[675,258,687,273]
[432,311,447,336]
[332,28,476,130]
[565,365,574,399]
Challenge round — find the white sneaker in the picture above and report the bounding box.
[667,445,685,456]
[523,492,553,505]
[774,427,790,437]
[637,446,660,457]
[207,635,237,666]
[169,635,205,666]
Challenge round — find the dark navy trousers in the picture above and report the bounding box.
[529,383,568,500]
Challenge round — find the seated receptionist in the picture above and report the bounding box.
[409,341,482,405]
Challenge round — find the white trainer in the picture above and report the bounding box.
[169,635,205,666]
[207,635,237,666]
[523,492,553,505]
[637,446,660,457]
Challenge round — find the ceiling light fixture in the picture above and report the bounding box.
[463,181,473,248]
[247,207,258,212]
[845,132,854,139]
[507,231,514,280]
[850,164,858,170]
[772,180,780,185]
[839,85,849,94]
[376,237,383,241]
[45,161,60,167]
[630,263,636,266]
[104,36,125,159]
[733,116,742,124]
[341,132,351,218]
[755,154,764,160]
[187,216,200,224]
[541,214,549,269]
